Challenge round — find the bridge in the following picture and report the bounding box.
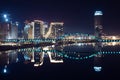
[0,32,120,52]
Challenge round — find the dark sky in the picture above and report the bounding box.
[0,0,120,35]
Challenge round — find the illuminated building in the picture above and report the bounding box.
[25,20,45,39]
[10,22,18,39]
[24,23,31,39]
[0,22,12,40]
[0,13,18,40]
[48,22,64,39]
[94,11,103,39]
[28,25,33,39]
[43,22,49,37]
[24,20,63,39]
[32,20,44,39]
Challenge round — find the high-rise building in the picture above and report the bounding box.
[0,22,12,40]
[24,23,31,39]
[10,22,18,39]
[94,11,103,39]
[0,13,18,40]
[24,20,63,39]
[48,22,64,39]
[43,22,49,37]
[31,20,44,39]
[24,20,45,39]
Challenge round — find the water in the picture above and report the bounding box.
[0,42,120,80]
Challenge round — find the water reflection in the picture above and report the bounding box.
[94,42,102,72]
[0,42,120,73]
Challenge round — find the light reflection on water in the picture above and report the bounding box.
[0,42,120,74]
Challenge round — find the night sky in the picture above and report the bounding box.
[0,0,120,35]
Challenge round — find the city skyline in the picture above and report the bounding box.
[0,0,120,34]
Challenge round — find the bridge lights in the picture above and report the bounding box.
[112,36,116,40]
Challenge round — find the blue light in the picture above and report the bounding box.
[3,14,7,18]
[5,18,8,22]
[94,66,102,72]
[94,11,103,16]
[3,65,8,73]
[3,68,7,73]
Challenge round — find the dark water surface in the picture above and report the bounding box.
[0,42,120,80]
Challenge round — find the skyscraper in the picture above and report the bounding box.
[0,13,18,40]
[10,22,18,39]
[48,22,64,39]
[0,22,12,40]
[24,21,31,39]
[94,11,103,39]
[31,20,44,39]
[24,20,45,39]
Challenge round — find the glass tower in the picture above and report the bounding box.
[94,11,103,40]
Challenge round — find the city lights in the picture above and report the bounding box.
[2,14,9,22]
[3,65,8,74]
[94,66,102,72]
[5,18,8,22]
[112,36,116,40]
[3,14,7,18]
[94,11,103,16]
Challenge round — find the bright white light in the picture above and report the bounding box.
[3,14,7,18]
[5,18,8,22]
[16,58,19,62]
[112,42,117,46]
[3,65,7,73]
[112,36,116,40]
[50,60,63,63]
[31,59,35,62]
[3,69,7,73]
[34,63,39,67]
[94,66,102,72]
[43,47,49,50]
[94,11,103,16]
[16,23,19,26]
[51,45,55,47]
[77,43,82,46]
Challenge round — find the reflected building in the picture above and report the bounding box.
[9,51,18,63]
[94,42,103,72]
[0,52,9,66]
[17,52,25,62]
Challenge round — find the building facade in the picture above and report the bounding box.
[0,22,18,40]
[94,11,103,39]
[0,22,10,40]
[49,22,64,39]
[24,20,46,39]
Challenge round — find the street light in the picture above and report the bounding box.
[2,14,9,22]
[3,14,7,18]
[5,18,9,22]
